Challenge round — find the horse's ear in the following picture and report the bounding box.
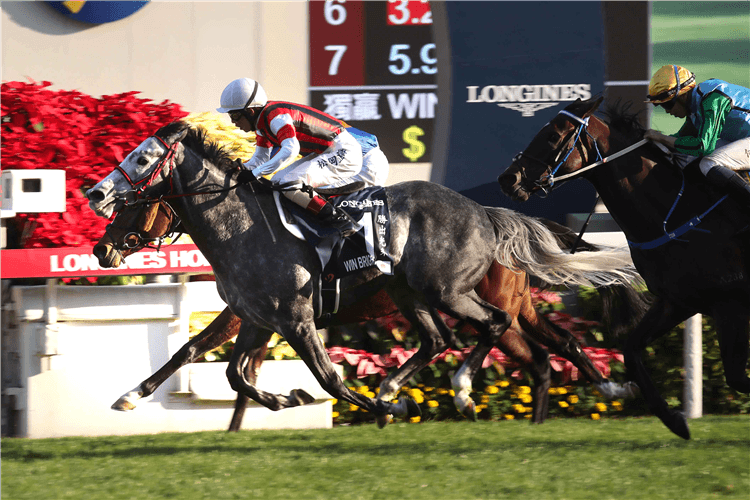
[174,127,189,143]
[582,96,604,118]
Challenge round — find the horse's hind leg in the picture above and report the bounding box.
[452,326,551,423]
[227,341,269,432]
[711,301,750,393]
[623,298,693,439]
[112,307,241,411]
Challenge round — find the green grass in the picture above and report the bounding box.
[650,1,750,133]
[2,416,749,500]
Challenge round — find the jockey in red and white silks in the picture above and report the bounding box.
[217,78,389,236]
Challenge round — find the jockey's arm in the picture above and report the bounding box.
[247,114,301,179]
[673,92,733,157]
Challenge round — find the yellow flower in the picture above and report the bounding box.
[409,416,421,423]
[496,380,510,388]
[427,400,439,408]
[518,386,531,394]
[612,401,623,411]
[548,387,558,395]
[503,414,515,420]
[558,401,569,408]
[424,386,434,392]
[485,385,499,395]
[349,404,359,412]
[520,395,533,404]
[409,388,425,404]
[567,394,579,404]
[436,388,449,395]
[477,404,487,412]
[591,413,600,420]
[523,406,533,413]
[557,387,568,395]
[356,386,370,395]
[524,414,532,420]
[365,391,376,399]
[480,395,490,404]
[332,411,340,418]
[513,404,526,413]
[330,399,338,405]
[595,402,608,412]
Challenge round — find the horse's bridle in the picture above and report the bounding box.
[114,135,178,206]
[513,110,650,197]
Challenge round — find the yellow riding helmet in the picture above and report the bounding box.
[646,65,696,104]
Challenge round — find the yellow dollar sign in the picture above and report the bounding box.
[402,125,426,162]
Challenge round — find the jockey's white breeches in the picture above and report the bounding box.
[274,129,389,190]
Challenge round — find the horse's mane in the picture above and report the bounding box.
[599,100,647,141]
[154,121,238,172]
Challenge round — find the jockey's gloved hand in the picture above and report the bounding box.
[237,168,257,185]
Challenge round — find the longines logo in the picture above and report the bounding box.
[466,84,592,117]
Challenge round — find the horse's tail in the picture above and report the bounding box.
[483,206,641,288]
[535,217,652,338]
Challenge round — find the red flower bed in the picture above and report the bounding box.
[1,80,188,249]
[327,345,622,384]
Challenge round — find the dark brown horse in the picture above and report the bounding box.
[97,197,646,430]
[498,97,750,439]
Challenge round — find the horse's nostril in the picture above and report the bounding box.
[88,190,104,202]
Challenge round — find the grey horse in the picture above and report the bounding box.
[86,121,639,422]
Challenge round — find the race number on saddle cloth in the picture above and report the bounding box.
[273,186,394,320]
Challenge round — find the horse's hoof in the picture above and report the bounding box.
[376,414,393,429]
[460,400,477,421]
[290,389,315,406]
[663,410,690,440]
[111,397,136,412]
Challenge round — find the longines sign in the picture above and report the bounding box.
[1,244,211,278]
[466,83,593,117]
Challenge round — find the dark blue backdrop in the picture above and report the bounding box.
[432,1,605,223]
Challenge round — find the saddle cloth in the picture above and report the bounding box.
[272,187,394,319]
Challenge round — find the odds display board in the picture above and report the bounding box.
[431,2,606,223]
[309,0,435,164]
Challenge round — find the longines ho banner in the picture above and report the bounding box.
[431,1,605,223]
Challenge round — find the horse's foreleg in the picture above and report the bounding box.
[226,324,315,411]
[623,299,693,440]
[281,321,417,420]
[112,307,241,411]
[711,301,750,393]
[227,342,269,432]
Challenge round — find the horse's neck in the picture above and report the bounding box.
[587,121,684,239]
[170,156,264,249]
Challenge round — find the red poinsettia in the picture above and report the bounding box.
[1,80,189,249]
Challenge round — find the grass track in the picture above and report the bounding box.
[2,416,749,500]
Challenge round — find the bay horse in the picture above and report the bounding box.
[94,199,647,429]
[86,121,640,426]
[498,97,750,439]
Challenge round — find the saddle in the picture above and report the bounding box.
[271,184,395,321]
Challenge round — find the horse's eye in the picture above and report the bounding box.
[137,157,149,166]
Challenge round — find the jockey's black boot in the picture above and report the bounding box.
[705,165,750,208]
[309,196,359,238]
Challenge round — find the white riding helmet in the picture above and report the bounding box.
[216,78,268,113]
